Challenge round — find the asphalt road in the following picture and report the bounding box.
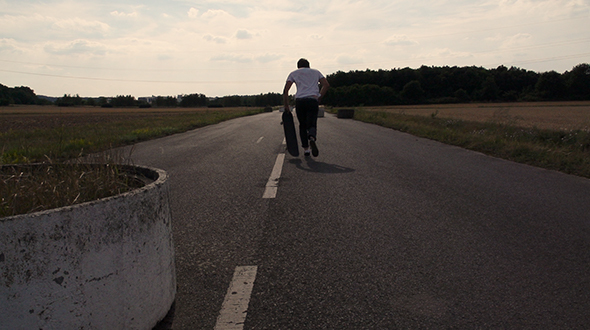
[127,111,590,329]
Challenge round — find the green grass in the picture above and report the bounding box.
[1,108,263,164]
[349,108,590,178]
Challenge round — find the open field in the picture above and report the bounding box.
[0,105,263,163]
[2,102,589,178]
[346,102,590,179]
[4,101,590,133]
[362,101,590,131]
[0,105,257,133]
[1,105,264,216]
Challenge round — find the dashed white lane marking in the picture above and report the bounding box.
[262,150,286,199]
[214,266,258,330]
[256,136,264,144]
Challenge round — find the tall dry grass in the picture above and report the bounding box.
[351,105,590,178]
[0,155,144,218]
[361,101,590,131]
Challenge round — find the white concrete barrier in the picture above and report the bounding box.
[0,165,176,330]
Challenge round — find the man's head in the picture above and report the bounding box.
[297,58,310,68]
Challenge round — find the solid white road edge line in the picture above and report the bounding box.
[262,152,285,199]
[214,266,258,330]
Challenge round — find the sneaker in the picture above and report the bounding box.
[309,137,319,157]
[304,149,311,157]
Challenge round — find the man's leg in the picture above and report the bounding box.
[305,100,319,140]
[303,99,319,157]
[295,100,309,148]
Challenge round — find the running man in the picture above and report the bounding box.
[283,58,330,157]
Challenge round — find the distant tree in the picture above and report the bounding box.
[109,95,137,107]
[417,65,448,100]
[477,76,501,101]
[180,93,208,107]
[454,89,470,102]
[10,86,38,105]
[221,95,242,107]
[401,80,425,104]
[492,65,538,101]
[535,71,567,100]
[98,97,109,106]
[254,93,282,107]
[56,94,84,107]
[0,83,12,106]
[563,63,590,100]
[153,96,177,107]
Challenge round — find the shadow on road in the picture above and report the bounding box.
[289,158,355,174]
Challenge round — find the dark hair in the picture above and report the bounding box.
[297,58,310,68]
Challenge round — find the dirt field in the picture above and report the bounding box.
[362,101,590,131]
[0,105,253,133]
[2,102,590,133]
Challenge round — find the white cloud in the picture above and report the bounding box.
[201,9,232,20]
[499,33,533,49]
[0,38,24,54]
[44,39,107,56]
[384,35,419,47]
[211,53,283,64]
[110,11,138,18]
[236,29,253,40]
[336,55,364,65]
[203,34,228,44]
[158,54,174,61]
[497,0,587,19]
[416,48,475,62]
[211,54,253,63]
[188,8,199,18]
[0,0,587,97]
[255,53,283,63]
[52,17,110,35]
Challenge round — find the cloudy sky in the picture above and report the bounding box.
[1,0,588,98]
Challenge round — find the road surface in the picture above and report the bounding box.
[126,111,590,329]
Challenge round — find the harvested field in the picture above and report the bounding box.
[0,105,252,133]
[362,101,590,131]
[0,105,263,163]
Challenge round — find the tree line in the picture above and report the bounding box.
[0,84,284,109]
[322,63,590,106]
[51,92,283,108]
[2,63,588,108]
[0,84,52,106]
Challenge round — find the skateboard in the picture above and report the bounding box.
[282,110,299,156]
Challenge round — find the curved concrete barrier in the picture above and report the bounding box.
[0,165,176,330]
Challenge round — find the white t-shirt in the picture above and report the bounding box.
[286,68,325,99]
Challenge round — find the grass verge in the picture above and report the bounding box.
[349,108,590,179]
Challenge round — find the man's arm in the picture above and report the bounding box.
[318,77,330,103]
[283,81,293,111]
